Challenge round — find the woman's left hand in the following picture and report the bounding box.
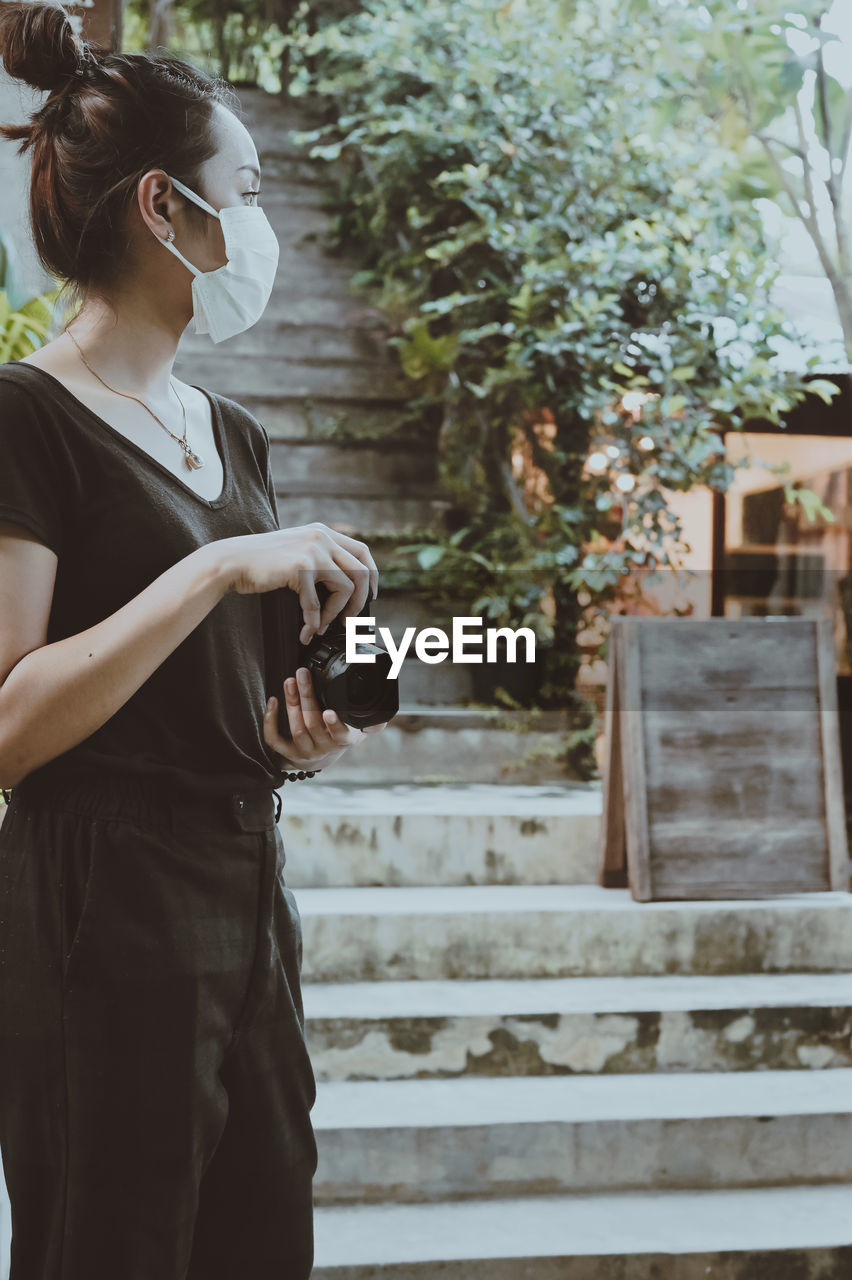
[263,665,390,770]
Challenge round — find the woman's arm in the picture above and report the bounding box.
[0,525,231,788]
[0,519,380,789]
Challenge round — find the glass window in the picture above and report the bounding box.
[722,432,852,674]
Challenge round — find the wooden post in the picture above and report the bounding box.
[597,622,628,888]
[66,0,123,53]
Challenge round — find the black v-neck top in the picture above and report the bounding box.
[0,359,292,798]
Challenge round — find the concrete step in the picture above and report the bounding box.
[310,1068,852,1203]
[301,704,585,783]
[172,352,409,399]
[280,784,601,888]
[293,885,852,982]
[268,440,437,497]
[178,321,395,365]
[233,396,421,441]
[259,298,389,331]
[302,972,852,1080]
[273,493,449,536]
[312,1184,852,1277]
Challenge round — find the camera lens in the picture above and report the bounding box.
[310,642,398,728]
[350,671,371,701]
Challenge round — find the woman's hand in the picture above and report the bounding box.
[264,664,390,770]
[215,522,379,645]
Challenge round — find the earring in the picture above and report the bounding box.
[166,228,175,243]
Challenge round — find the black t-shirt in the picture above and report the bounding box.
[0,359,292,797]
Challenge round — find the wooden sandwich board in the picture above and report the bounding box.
[597,616,849,901]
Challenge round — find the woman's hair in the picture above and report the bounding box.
[0,1,240,298]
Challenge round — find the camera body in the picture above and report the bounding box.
[262,581,399,743]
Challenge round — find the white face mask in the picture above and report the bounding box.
[157,173,280,344]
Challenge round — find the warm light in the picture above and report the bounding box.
[586,451,609,472]
[615,473,636,492]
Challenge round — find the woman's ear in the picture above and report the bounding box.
[136,169,181,241]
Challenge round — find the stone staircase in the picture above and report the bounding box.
[277,783,852,1276]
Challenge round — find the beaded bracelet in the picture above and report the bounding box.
[282,768,322,782]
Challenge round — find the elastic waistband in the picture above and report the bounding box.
[8,771,282,833]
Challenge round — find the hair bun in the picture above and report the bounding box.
[0,1,88,93]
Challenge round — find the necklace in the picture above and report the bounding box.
[63,326,205,470]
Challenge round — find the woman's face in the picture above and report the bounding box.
[172,102,262,273]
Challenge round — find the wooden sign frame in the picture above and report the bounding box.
[598,616,849,901]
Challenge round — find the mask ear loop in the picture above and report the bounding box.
[158,232,204,278]
[156,174,222,276]
[167,173,222,220]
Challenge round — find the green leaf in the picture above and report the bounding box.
[784,483,835,526]
[417,544,446,569]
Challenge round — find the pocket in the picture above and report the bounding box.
[60,822,99,981]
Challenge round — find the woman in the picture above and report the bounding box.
[0,4,388,1277]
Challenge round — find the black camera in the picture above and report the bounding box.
[262,580,399,742]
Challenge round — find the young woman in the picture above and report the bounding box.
[0,4,389,1276]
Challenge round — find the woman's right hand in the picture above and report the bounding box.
[214,522,379,644]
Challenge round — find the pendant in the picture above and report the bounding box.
[184,447,205,470]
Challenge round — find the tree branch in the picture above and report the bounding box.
[815,19,834,160]
[757,131,838,286]
[793,96,820,228]
[756,133,805,161]
[839,94,852,186]
[740,74,830,266]
[814,30,851,279]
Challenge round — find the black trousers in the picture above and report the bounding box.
[0,772,318,1280]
